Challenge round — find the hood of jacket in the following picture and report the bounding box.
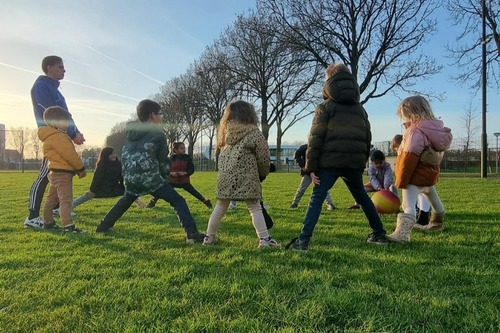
[35,75,61,88]
[125,121,163,142]
[417,120,453,151]
[38,126,63,142]
[224,122,260,146]
[322,72,360,105]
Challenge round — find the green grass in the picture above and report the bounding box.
[0,172,498,332]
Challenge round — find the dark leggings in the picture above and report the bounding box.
[150,183,206,205]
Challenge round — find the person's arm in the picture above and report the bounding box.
[89,164,105,193]
[368,166,382,190]
[255,132,271,182]
[305,103,329,174]
[156,133,170,179]
[53,134,85,173]
[383,162,395,189]
[186,155,195,176]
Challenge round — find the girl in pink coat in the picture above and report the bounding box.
[388,96,452,243]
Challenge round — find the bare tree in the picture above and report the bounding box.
[27,128,42,160]
[446,0,500,90]
[105,121,128,156]
[194,45,242,164]
[258,0,442,103]
[7,126,28,170]
[461,103,480,171]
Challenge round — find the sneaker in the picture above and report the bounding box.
[24,216,44,229]
[285,237,309,251]
[326,204,336,211]
[289,203,298,209]
[203,234,216,245]
[186,232,206,244]
[52,208,76,217]
[366,233,389,245]
[43,222,61,230]
[258,236,281,248]
[63,224,86,234]
[95,223,112,233]
[348,204,361,209]
[145,201,156,208]
[228,202,237,210]
[203,199,213,209]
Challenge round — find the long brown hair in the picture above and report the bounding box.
[96,147,115,167]
[218,100,258,148]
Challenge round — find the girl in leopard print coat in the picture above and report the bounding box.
[203,101,280,248]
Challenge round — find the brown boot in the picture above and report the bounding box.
[425,211,445,231]
[387,213,415,243]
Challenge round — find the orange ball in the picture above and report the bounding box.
[371,189,401,214]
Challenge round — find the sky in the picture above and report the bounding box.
[1,0,499,150]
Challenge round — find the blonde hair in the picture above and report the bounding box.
[326,63,351,79]
[397,95,436,123]
[390,134,403,151]
[218,100,258,148]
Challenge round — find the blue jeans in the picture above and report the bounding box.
[299,168,386,241]
[100,183,199,234]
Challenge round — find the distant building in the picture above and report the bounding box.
[202,144,299,164]
[0,123,6,167]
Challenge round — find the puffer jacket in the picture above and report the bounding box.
[90,160,125,197]
[169,154,195,185]
[216,122,270,200]
[121,121,170,196]
[38,126,85,174]
[395,119,452,188]
[305,72,371,173]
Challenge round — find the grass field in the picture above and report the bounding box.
[0,171,498,332]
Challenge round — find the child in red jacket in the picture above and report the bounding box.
[146,142,212,209]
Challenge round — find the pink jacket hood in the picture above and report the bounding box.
[401,119,452,156]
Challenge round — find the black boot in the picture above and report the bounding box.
[416,210,429,226]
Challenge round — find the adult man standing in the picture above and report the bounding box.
[287,63,388,251]
[24,56,85,228]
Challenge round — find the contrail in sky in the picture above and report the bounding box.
[72,40,165,85]
[0,61,139,101]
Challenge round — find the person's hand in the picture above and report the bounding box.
[78,170,87,178]
[171,172,178,177]
[73,133,85,145]
[311,172,320,185]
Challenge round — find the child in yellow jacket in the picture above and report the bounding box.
[38,106,87,233]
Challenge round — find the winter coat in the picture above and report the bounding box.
[38,126,85,174]
[395,119,452,188]
[31,75,80,139]
[367,161,394,190]
[90,160,125,197]
[294,144,307,175]
[305,72,371,173]
[216,122,270,200]
[121,121,170,196]
[169,154,195,185]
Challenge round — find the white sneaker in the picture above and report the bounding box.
[24,216,44,229]
[53,208,76,217]
[258,237,281,248]
[203,235,217,245]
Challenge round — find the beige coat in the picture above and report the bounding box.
[216,122,270,200]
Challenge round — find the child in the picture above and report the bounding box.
[95,100,205,243]
[390,134,431,228]
[145,142,212,209]
[289,144,336,210]
[203,100,279,248]
[72,147,146,209]
[38,106,87,233]
[287,63,388,251]
[387,96,452,243]
[349,149,398,209]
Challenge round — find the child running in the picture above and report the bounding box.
[203,100,280,248]
[72,147,146,210]
[387,95,452,243]
[95,99,205,243]
[145,142,212,209]
[38,106,87,233]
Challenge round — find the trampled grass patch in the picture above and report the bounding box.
[0,171,498,332]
